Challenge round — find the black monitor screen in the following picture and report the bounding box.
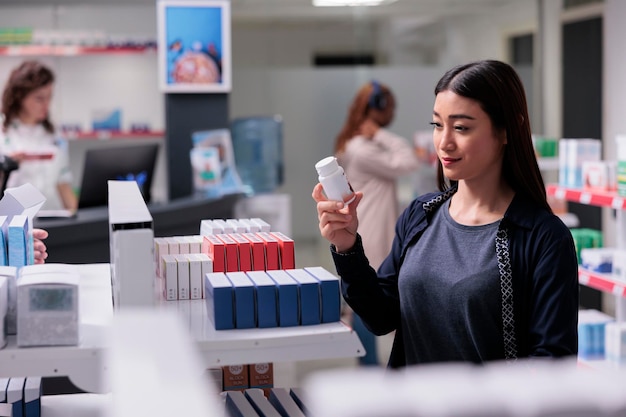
[78,143,159,209]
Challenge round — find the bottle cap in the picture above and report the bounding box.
[315,156,339,177]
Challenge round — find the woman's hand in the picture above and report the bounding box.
[32,228,49,264]
[312,183,363,253]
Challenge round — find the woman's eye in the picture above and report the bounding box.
[429,122,442,129]
[454,125,468,132]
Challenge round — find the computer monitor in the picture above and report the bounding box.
[78,143,159,209]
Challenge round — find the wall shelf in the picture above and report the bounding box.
[0,45,156,57]
[546,184,626,210]
[579,267,626,298]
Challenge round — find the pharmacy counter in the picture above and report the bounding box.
[34,193,243,264]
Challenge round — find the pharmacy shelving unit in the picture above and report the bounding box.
[546,184,626,322]
[0,264,364,393]
[0,44,156,56]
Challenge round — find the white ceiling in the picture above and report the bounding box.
[0,0,525,23]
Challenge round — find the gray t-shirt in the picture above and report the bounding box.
[398,202,504,364]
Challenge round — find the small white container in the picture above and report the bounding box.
[315,156,355,204]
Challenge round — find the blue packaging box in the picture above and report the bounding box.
[204,272,234,330]
[266,270,298,327]
[8,215,28,268]
[226,272,256,329]
[285,269,321,326]
[7,377,25,417]
[304,266,341,323]
[245,271,278,328]
[24,377,41,417]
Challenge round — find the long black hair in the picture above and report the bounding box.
[433,59,550,212]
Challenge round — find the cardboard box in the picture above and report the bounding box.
[226,271,256,329]
[153,237,169,277]
[213,219,234,234]
[164,236,180,255]
[200,219,220,236]
[186,253,202,300]
[186,235,203,254]
[204,272,234,330]
[24,377,42,417]
[248,363,274,390]
[250,218,271,232]
[226,219,247,233]
[7,377,24,417]
[174,236,190,254]
[195,253,213,299]
[270,232,295,269]
[161,254,178,301]
[225,391,258,416]
[289,387,311,416]
[8,215,29,268]
[202,234,225,273]
[231,233,252,272]
[286,269,321,326]
[216,234,239,272]
[266,270,298,327]
[246,271,278,328]
[222,365,249,391]
[304,266,341,323]
[238,218,261,233]
[242,233,266,271]
[269,388,306,417]
[245,388,278,415]
[256,232,279,270]
[174,254,190,300]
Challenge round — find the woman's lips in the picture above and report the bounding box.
[441,157,461,167]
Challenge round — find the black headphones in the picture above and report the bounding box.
[368,80,387,111]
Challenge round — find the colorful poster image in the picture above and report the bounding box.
[157,0,231,93]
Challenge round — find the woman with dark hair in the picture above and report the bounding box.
[313,60,578,367]
[332,80,419,365]
[0,60,77,211]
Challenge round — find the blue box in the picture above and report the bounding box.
[204,272,234,330]
[23,377,41,417]
[285,269,321,326]
[266,270,298,327]
[245,271,278,328]
[8,215,28,268]
[304,266,341,323]
[226,272,256,329]
[7,377,25,417]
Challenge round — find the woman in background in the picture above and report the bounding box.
[333,81,419,365]
[1,60,77,211]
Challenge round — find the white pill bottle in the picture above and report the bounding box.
[315,156,356,204]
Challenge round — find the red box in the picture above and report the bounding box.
[242,233,266,271]
[270,232,295,269]
[216,234,239,272]
[256,232,279,270]
[202,234,225,273]
[248,362,274,394]
[230,233,252,272]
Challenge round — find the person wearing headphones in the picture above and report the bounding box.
[0,60,77,212]
[333,81,419,365]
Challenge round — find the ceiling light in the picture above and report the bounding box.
[313,0,397,6]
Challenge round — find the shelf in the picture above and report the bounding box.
[537,157,559,171]
[0,263,364,394]
[64,131,165,140]
[579,267,626,298]
[160,299,365,367]
[0,45,156,56]
[546,184,626,210]
[0,263,113,394]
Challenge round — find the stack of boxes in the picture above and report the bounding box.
[0,377,42,417]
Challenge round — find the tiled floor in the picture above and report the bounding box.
[273,237,394,388]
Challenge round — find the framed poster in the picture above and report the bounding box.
[157,0,231,93]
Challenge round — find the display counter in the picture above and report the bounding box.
[34,193,243,264]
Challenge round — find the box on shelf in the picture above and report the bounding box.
[582,160,617,191]
[580,247,615,273]
[617,134,626,197]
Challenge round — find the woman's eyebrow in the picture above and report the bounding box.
[432,111,476,120]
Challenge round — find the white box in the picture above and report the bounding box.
[0,266,18,335]
[186,235,203,254]
[195,253,213,299]
[161,254,178,301]
[226,219,246,233]
[174,254,190,300]
[17,273,79,347]
[108,181,155,309]
[174,236,190,254]
[212,219,233,234]
[165,237,180,255]
[0,276,6,348]
[6,377,24,416]
[186,253,202,300]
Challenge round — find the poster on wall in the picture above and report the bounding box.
[157,0,231,93]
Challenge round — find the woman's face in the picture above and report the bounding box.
[20,83,53,124]
[432,90,506,184]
